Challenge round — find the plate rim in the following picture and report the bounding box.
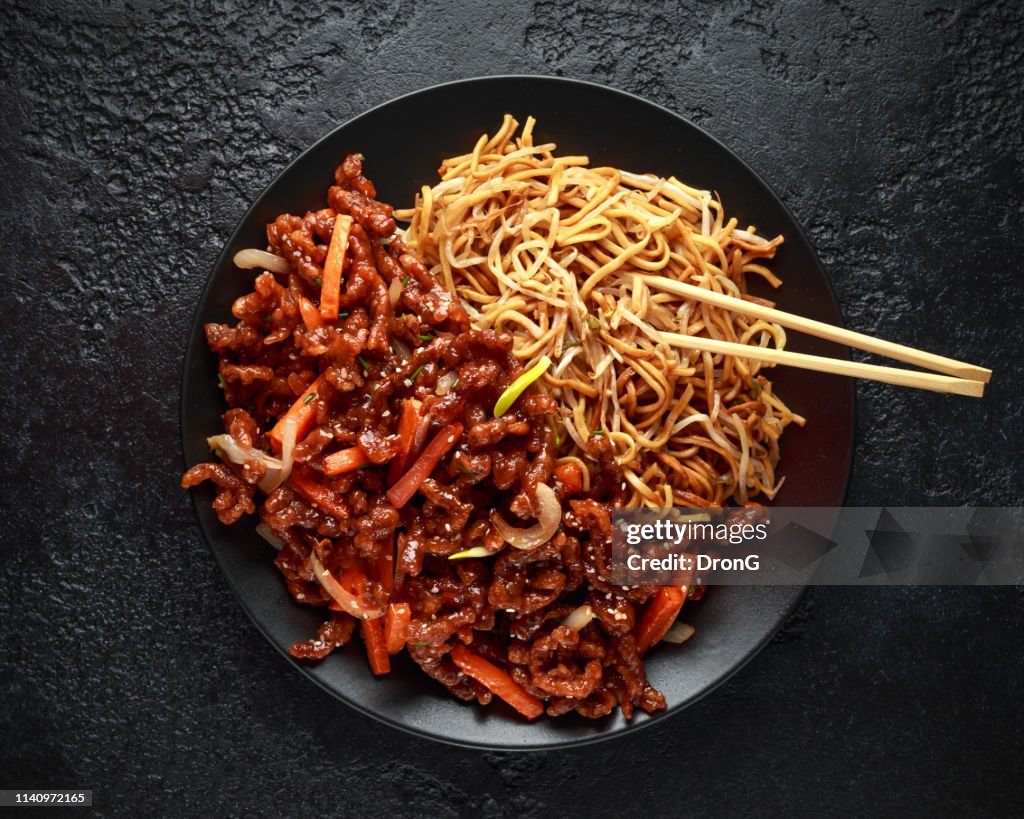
[180,74,856,751]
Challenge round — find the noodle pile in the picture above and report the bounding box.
[397,115,805,508]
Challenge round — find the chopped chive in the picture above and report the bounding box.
[411,364,425,380]
[412,641,429,646]
[419,333,433,342]
[217,374,226,389]
[450,376,459,389]
[262,315,272,322]
[401,274,410,287]
[457,464,472,475]
[246,405,256,413]
[357,355,370,372]
[592,429,606,435]
[315,277,323,287]
[303,393,316,404]
[339,311,349,319]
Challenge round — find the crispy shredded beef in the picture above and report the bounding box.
[181,155,687,721]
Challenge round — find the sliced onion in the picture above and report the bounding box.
[436,371,458,396]
[255,522,285,551]
[390,336,412,360]
[388,275,403,307]
[207,434,284,494]
[273,415,299,493]
[560,604,594,630]
[412,413,431,454]
[308,551,384,620]
[491,482,561,551]
[233,249,290,275]
[661,621,695,645]
[448,546,499,560]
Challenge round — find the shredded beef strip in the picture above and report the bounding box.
[181,154,679,721]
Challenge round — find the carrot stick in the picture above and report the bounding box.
[635,586,687,656]
[328,562,371,613]
[554,462,584,495]
[373,533,395,594]
[385,422,463,509]
[299,296,323,330]
[339,563,365,594]
[314,557,384,619]
[289,471,350,521]
[269,374,326,453]
[384,603,411,654]
[320,214,353,321]
[322,446,370,475]
[450,643,544,720]
[386,398,423,485]
[361,617,391,675]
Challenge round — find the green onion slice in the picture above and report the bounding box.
[493,355,551,418]
[448,546,496,560]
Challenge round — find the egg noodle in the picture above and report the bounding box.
[396,115,804,508]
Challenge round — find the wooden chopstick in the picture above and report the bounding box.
[641,275,992,383]
[657,331,985,397]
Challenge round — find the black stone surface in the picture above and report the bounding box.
[1,0,1022,816]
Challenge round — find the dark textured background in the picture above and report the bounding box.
[2,0,1022,816]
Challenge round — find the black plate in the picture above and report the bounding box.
[181,76,854,750]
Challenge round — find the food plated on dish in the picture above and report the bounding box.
[181,78,901,745]
[183,116,804,720]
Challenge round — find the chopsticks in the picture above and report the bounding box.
[641,275,990,397]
